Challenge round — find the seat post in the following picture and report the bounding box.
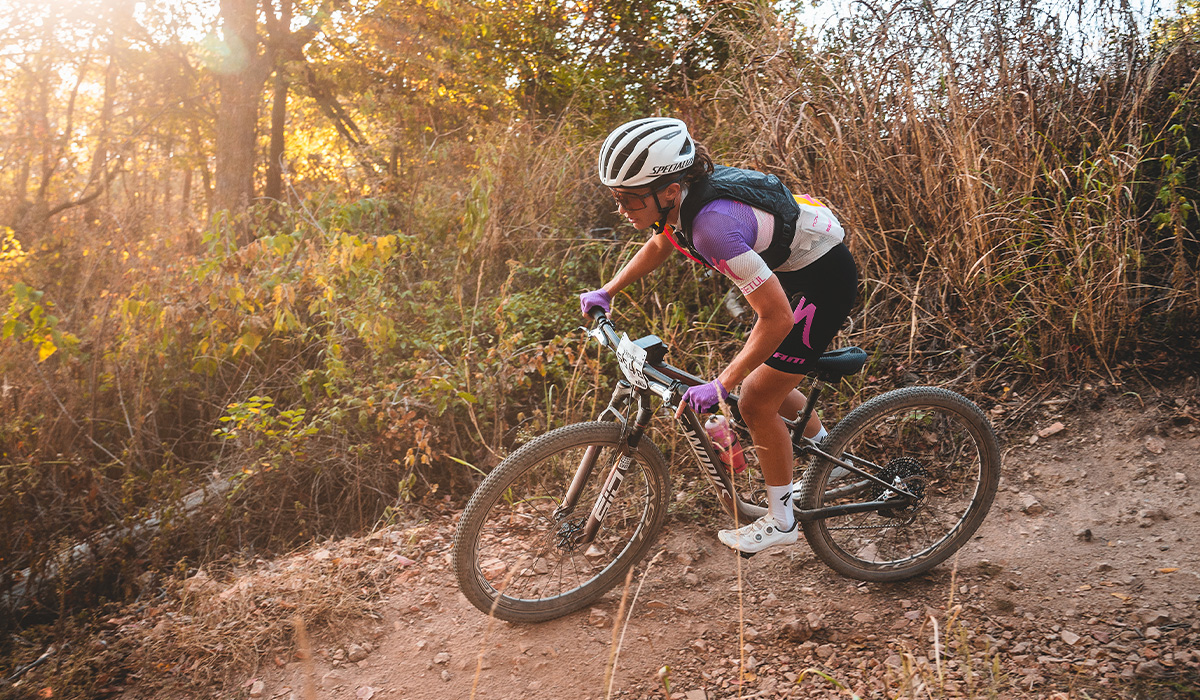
[793,378,824,441]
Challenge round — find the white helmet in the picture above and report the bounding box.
[597,117,695,188]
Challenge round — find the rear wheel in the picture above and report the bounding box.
[452,422,670,622]
[797,387,1000,581]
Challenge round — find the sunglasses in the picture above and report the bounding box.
[610,182,674,212]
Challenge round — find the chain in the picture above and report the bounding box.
[827,513,918,531]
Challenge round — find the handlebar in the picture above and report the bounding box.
[583,311,742,417]
[584,310,681,403]
[586,308,620,346]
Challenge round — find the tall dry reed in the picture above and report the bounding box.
[700,0,1198,383]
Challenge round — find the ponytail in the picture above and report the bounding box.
[680,142,715,187]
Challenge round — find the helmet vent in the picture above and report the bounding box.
[625,150,649,181]
[608,141,638,181]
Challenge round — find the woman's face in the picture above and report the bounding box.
[611,183,680,230]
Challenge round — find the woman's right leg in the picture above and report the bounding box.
[778,389,823,438]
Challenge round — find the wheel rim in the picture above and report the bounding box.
[815,404,986,571]
[470,441,654,608]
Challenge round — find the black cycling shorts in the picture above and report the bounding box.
[764,243,858,375]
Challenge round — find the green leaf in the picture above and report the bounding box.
[796,667,849,691]
[445,453,487,476]
[192,357,218,375]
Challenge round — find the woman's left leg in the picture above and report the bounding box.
[738,364,808,487]
[715,364,807,555]
[718,245,857,554]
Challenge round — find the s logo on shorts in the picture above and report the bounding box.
[792,296,817,348]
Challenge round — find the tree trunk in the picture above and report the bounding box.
[213,0,270,216]
[161,150,173,224]
[202,163,214,217]
[264,68,288,203]
[180,167,193,222]
[86,1,128,192]
[264,0,293,205]
[83,46,118,226]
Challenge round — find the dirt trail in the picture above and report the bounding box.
[129,392,1200,700]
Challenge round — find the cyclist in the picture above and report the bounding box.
[579,117,858,554]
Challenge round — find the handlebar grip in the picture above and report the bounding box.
[588,307,608,322]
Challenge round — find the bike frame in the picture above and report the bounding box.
[555,314,919,546]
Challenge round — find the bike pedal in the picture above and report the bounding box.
[739,550,756,560]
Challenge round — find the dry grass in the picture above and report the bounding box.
[701,0,1199,385]
[110,527,414,696]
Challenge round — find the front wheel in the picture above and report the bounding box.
[797,387,1000,581]
[452,422,670,622]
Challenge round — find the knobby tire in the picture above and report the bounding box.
[797,387,1000,581]
[452,422,670,622]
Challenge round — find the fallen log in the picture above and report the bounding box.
[1,471,238,616]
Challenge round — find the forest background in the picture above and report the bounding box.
[0,0,1197,692]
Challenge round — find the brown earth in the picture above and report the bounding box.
[108,386,1199,700]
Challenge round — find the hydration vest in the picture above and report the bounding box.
[674,165,801,271]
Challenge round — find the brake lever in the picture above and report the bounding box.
[580,324,608,347]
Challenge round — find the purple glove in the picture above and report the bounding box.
[579,288,611,318]
[683,378,729,413]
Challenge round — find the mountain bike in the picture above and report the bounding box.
[452,311,1000,622]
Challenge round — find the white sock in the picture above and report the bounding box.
[811,426,828,443]
[765,483,795,530]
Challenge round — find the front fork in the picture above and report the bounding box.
[552,381,651,547]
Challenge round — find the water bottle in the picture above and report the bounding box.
[704,414,747,474]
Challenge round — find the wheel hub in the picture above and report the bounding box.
[554,516,586,552]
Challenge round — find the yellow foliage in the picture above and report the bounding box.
[0,227,27,271]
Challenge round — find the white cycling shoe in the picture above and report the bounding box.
[718,515,798,557]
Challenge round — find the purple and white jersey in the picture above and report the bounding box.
[688,194,845,296]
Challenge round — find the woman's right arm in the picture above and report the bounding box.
[602,233,674,296]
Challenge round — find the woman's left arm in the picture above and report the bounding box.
[716,275,793,390]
